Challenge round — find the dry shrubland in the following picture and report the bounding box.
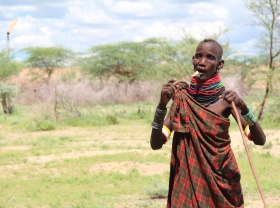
[14,79,159,106]
[9,67,248,107]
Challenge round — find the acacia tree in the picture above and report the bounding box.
[23,46,74,83]
[156,35,199,80]
[245,0,280,119]
[0,49,22,114]
[80,40,159,101]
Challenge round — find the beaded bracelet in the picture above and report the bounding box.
[151,106,167,129]
[242,107,257,126]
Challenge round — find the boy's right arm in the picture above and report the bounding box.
[150,114,172,150]
[150,79,177,150]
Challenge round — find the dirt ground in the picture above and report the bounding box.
[1,125,280,207]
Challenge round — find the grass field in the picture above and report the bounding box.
[0,109,280,208]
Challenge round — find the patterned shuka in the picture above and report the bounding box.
[167,81,244,208]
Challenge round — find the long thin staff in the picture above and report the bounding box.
[231,102,267,208]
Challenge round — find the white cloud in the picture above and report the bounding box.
[137,22,179,39]
[7,5,37,12]
[12,35,54,48]
[66,5,119,25]
[40,27,52,36]
[0,5,36,19]
[12,15,38,34]
[186,2,229,22]
[0,0,263,57]
[2,12,16,19]
[230,39,261,55]
[129,20,227,43]
[109,1,154,17]
[212,7,228,19]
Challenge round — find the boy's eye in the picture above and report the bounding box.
[195,54,201,58]
[208,56,215,60]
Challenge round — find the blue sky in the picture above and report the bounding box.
[0,0,262,61]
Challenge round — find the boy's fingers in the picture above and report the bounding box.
[168,79,176,83]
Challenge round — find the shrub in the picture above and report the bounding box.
[105,114,118,125]
[136,200,153,207]
[0,81,18,114]
[262,141,273,149]
[144,180,168,199]
[26,118,56,131]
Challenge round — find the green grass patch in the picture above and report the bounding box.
[237,152,280,195]
[144,180,169,199]
[0,165,169,208]
[0,99,279,207]
[1,149,278,207]
[0,102,154,131]
[45,152,170,168]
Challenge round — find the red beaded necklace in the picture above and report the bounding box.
[187,72,225,106]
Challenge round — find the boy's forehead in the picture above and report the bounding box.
[196,42,220,55]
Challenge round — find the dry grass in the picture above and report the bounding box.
[0,118,280,207]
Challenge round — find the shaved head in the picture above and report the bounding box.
[198,39,223,60]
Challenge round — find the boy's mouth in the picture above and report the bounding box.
[192,71,202,78]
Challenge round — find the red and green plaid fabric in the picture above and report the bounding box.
[167,82,244,208]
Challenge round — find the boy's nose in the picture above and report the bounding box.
[199,57,206,66]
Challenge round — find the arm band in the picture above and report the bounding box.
[162,125,171,143]
[242,107,257,126]
[151,106,167,129]
[244,125,252,141]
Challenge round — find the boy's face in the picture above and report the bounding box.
[192,41,224,80]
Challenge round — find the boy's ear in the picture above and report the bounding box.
[218,59,224,70]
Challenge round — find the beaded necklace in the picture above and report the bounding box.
[187,72,225,106]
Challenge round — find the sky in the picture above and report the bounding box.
[0,0,262,61]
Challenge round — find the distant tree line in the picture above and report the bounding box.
[0,0,279,122]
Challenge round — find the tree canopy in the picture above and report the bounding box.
[0,49,22,114]
[80,40,159,84]
[245,0,280,119]
[0,49,22,80]
[22,46,74,82]
[79,31,231,85]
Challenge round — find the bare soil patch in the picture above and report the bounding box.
[90,161,169,175]
[1,124,279,207]
[230,129,280,157]
[1,146,30,151]
[2,127,278,172]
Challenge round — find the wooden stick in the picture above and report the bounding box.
[231,101,267,208]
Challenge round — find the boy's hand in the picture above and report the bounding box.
[158,79,178,109]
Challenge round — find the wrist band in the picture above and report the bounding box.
[242,107,257,126]
[244,125,252,141]
[162,125,171,143]
[151,106,167,129]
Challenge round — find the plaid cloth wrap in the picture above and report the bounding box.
[167,82,244,208]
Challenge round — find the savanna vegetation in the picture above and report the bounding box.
[1,1,280,207]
